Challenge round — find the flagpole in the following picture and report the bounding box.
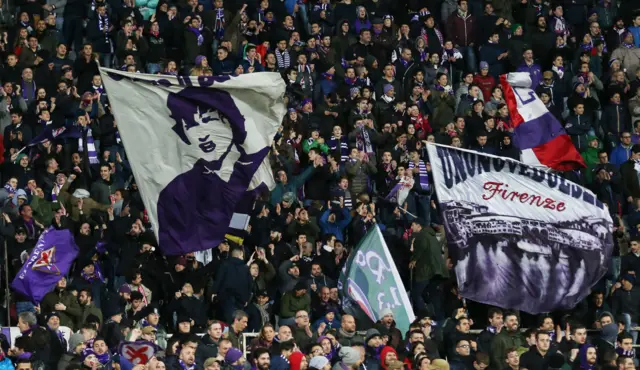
[399,207,418,219]
[4,240,9,326]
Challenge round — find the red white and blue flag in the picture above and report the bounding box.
[500,73,585,171]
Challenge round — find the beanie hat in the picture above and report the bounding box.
[68,333,85,352]
[511,23,522,33]
[195,55,206,66]
[365,328,381,343]
[380,308,393,318]
[309,356,330,369]
[225,348,243,364]
[339,347,361,366]
[383,84,394,94]
[119,284,132,293]
[290,352,306,370]
[479,61,489,70]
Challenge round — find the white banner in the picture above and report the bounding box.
[100,69,285,255]
[426,143,613,313]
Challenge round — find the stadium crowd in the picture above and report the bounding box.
[0,0,640,369]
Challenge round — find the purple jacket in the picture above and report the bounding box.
[516,61,542,89]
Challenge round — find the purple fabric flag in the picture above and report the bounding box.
[28,125,82,147]
[11,228,80,303]
[384,183,403,203]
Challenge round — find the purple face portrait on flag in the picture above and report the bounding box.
[100,69,286,256]
[11,228,79,303]
[156,87,270,255]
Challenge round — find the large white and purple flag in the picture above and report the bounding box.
[100,69,285,256]
[427,143,613,313]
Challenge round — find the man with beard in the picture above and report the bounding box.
[337,314,364,346]
[252,348,271,370]
[490,312,525,370]
[519,331,552,370]
[40,277,81,330]
[78,288,103,328]
[578,344,598,370]
[374,309,403,350]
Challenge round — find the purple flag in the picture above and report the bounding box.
[28,125,82,147]
[11,228,79,303]
[384,183,404,203]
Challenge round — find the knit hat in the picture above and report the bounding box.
[309,356,330,369]
[383,84,394,94]
[511,23,522,33]
[365,328,381,343]
[609,58,620,67]
[572,80,584,91]
[479,61,489,70]
[225,348,243,364]
[290,352,306,370]
[339,347,361,366]
[195,55,206,66]
[119,284,132,293]
[45,311,60,322]
[294,281,308,291]
[601,323,618,343]
[68,333,85,352]
[380,308,393,318]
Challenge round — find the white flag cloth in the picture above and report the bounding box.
[100,69,285,255]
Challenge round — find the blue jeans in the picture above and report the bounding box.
[297,3,310,34]
[459,46,477,73]
[415,193,431,225]
[99,54,113,69]
[146,63,161,74]
[62,17,83,52]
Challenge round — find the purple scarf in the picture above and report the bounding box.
[81,262,105,283]
[188,27,204,46]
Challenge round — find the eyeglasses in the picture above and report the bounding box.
[458,345,470,348]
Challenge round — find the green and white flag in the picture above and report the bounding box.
[338,225,415,333]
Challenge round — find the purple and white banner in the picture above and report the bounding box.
[427,143,614,313]
[100,69,285,256]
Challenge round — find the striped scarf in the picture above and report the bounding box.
[409,160,429,190]
[214,8,225,39]
[328,136,349,162]
[79,127,99,164]
[3,184,15,195]
[275,49,291,69]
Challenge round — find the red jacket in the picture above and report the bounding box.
[473,74,496,101]
[446,11,475,47]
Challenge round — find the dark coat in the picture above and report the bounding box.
[212,257,253,305]
[410,227,448,282]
